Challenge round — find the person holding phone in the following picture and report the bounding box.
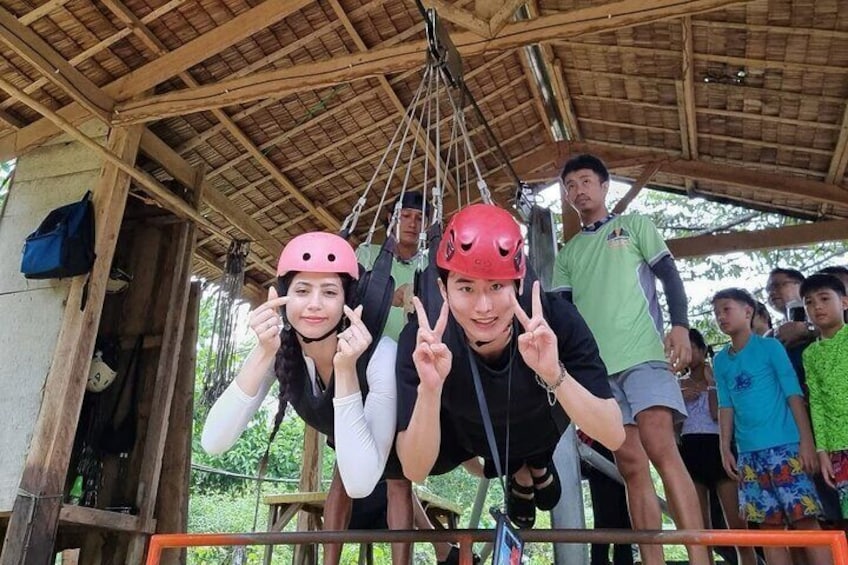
[201,232,412,565]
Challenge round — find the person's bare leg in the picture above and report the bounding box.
[323,466,352,565]
[759,523,792,565]
[412,491,453,561]
[636,407,710,565]
[715,479,758,565]
[387,478,413,565]
[794,517,832,565]
[614,425,665,565]
[693,482,715,565]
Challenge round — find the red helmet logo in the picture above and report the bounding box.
[436,204,525,280]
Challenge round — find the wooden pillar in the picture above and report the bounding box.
[156,281,201,565]
[293,427,323,565]
[0,124,143,565]
[125,213,197,564]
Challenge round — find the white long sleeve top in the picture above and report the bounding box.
[201,337,398,498]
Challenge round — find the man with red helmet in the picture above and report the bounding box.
[395,204,624,528]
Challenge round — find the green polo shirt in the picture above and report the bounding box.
[355,243,421,342]
[553,214,670,375]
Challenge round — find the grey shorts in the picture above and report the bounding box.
[609,360,688,426]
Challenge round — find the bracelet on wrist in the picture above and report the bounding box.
[535,362,567,406]
[706,385,717,391]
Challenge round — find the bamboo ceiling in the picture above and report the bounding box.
[0,0,846,291]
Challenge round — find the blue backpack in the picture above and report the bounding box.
[21,191,96,279]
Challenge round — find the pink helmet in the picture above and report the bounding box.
[436,204,525,280]
[276,232,359,279]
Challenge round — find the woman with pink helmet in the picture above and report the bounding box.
[202,231,412,565]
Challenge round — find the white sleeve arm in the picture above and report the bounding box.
[200,365,276,455]
[333,337,398,498]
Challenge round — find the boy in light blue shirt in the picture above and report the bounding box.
[712,288,829,565]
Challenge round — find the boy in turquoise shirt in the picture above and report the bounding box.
[801,273,848,519]
[712,288,829,565]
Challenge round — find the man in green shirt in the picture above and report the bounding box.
[356,191,427,342]
[553,154,708,565]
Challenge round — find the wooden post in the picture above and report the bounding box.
[0,125,143,565]
[293,426,323,565]
[156,281,201,565]
[125,212,197,564]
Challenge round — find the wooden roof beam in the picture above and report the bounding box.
[0,0,312,161]
[826,102,848,185]
[525,0,582,141]
[174,0,432,155]
[0,6,113,122]
[321,0,457,196]
[612,161,663,214]
[681,17,698,160]
[560,39,846,74]
[111,0,749,124]
[100,0,340,232]
[488,0,525,37]
[558,141,848,208]
[668,219,848,258]
[418,0,489,37]
[0,0,185,118]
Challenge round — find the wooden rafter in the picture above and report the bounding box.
[826,102,848,185]
[488,0,525,37]
[667,219,848,258]
[116,0,344,231]
[326,0,458,196]
[528,0,581,141]
[571,93,843,130]
[681,17,698,160]
[558,141,848,208]
[612,161,663,214]
[174,0,419,155]
[419,0,489,37]
[0,0,185,117]
[0,0,312,160]
[559,39,846,74]
[0,6,113,122]
[138,130,284,262]
[110,0,749,125]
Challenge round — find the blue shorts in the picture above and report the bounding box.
[737,443,822,525]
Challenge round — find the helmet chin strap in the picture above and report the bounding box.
[296,326,338,344]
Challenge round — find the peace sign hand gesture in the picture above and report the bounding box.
[512,281,560,384]
[334,305,373,372]
[412,296,452,393]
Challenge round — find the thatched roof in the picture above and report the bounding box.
[0,0,846,293]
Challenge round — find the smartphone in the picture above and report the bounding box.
[492,510,524,565]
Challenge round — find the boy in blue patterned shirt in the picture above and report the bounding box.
[712,288,830,565]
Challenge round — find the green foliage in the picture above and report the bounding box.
[0,160,16,213]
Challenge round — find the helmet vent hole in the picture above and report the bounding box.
[302,252,311,261]
[328,253,336,262]
[498,247,509,257]
[460,242,472,252]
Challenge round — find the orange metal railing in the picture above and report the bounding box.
[144,528,848,565]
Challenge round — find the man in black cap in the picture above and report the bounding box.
[356,191,427,341]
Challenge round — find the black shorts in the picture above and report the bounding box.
[680,433,730,488]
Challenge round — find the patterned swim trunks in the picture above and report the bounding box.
[829,449,848,519]
[737,443,822,525]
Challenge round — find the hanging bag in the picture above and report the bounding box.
[20,191,96,279]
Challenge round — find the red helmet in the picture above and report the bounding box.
[276,232,359,279]
[436,204,525,280]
